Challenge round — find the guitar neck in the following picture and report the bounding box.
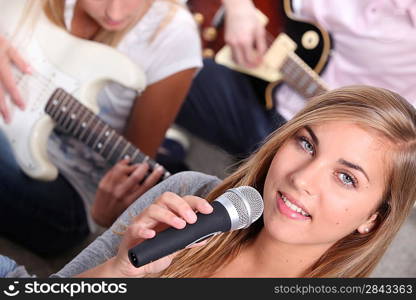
[45,88,170,179]
[280,52,329,99]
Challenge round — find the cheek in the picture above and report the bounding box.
[124,0,145,13]
[82,2,104,18]
[319,200,369,236]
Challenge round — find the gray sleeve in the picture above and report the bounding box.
[51,171,221,278]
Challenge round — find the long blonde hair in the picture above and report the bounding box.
[154,85,416,278]
[25,0,182,47]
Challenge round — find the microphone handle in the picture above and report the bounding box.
[128,201,231,268]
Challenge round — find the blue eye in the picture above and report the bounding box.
[298,137,314,155]
[338,172,357,187]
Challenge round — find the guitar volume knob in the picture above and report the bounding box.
[202,27,217,42]
[202,48,215,58]
[193,12,204,26]
[301,30,319,50]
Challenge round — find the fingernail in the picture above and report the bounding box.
[156,166,164,172]
[185,211,197,223]
[142,229,154,238]
[203,202,213,212]
[173,217,186,228]
[26,65,33,74]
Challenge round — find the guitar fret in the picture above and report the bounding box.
[128,145,151,166]
[116,140,132,163]
[284,60,301,83]
[305,82,318,96]
[72,103,91,139]
[281,58,296,79]
[84,118,102,148]
[100,130,117,158]
[44,90,57,116]
[281,53,328,99]
[52,92,71,126]
[45,88,170,181]
[65,100,83,134]
[78,113,94,142]
[57,93,77,130]
[130,144,155,167]
[91,123,111,154]
[60,94,79,131]
[122,145,136,161]
[146,157,158,169]
[298,73,310,90]
[130,148,140,162]
[46,89,67,120]
[130,148,145,164]
[107,136,124,164]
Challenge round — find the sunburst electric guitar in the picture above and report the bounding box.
[189,0,331,109]
[0,0,170,181]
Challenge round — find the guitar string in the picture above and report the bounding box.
[12,68,168,176]
[2,35,169,178]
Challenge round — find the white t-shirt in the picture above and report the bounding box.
[48,0,202,230]
[275,0,416,120]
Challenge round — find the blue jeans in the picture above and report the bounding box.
[176,59,286,158]
[0,132,89,256]
[0,255,17,277]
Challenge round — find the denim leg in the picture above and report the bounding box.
[0,132,89,256]
[0,255,17,277]
[176,59,286,157]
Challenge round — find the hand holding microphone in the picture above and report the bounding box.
[109,186,263,277]
[110,192,214,277]
[127,186,264,269]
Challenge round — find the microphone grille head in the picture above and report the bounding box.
[221,186,264,230]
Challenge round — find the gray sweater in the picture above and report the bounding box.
[52,171,221,278]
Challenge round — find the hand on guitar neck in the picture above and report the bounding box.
[92,159,166,228]
[222,0,267,68]
[189,0,331,109]
[0,34,31,123]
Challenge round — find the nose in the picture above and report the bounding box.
[105,0,126,21]
[289,159,322,197]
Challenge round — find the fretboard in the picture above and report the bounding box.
[280,51,329,99]
[45,88,170,180]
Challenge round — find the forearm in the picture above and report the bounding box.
[222,0,255,10]
[76,258,118,278]
[124,69,197,157]
[75,257,141,278]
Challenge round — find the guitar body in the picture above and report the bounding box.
[0,0,146,180]
[188,0,331,109]
[188,0,281,56]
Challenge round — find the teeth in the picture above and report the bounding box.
[281,193,310,217]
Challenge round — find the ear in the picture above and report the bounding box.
[357,213,378,234]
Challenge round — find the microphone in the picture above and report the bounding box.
[128,186,264,268]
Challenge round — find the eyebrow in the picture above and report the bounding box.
[304,125,319,146]
[338,159,370,183]
[303,126,370,183]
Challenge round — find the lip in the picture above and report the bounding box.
[103,18,125,28]
[276,191,311,221]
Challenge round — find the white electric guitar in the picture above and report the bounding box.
[0,1,169,181]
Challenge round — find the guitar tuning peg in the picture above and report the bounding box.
[202,27,217,42]
[193,13,204,26]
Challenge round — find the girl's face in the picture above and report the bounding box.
[263,121,390,251]
[79,0,149,31]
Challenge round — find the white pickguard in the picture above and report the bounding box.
[0,0,146,180]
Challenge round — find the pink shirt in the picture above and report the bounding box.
[275,0,416,120]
